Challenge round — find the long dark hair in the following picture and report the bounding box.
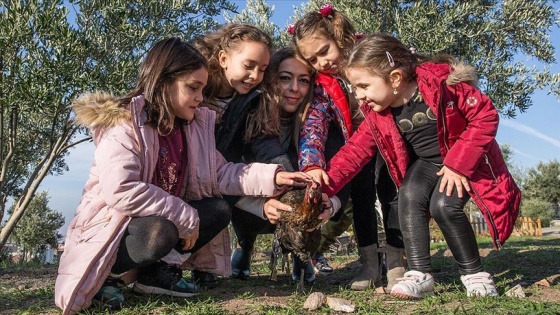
[244,47,315,142]
[192,23,273,101]
[122,37,207,135]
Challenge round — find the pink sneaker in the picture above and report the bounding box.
[461,272,498,297]
[390,270,434,299]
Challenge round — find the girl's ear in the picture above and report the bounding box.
[218,50,228,69]
[389,69,404,88]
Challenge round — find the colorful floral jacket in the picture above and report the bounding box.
[298,73,362,171]
[322,62,521,249]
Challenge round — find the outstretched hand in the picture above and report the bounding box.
[437,165,471,198]
[263,197,292,224]
[305,169,329,186]
[275,171,313,188]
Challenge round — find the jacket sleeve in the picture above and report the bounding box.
[234,197,267,219]
[443,82,499,178]
[96,125,199,239]
[214,148,287,197]
[325,119,378,196]
[298,95,331,171]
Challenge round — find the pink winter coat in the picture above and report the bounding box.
[55,92,286,314]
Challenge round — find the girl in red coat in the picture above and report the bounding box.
[314,34,521,299]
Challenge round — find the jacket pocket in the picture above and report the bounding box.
[79,216,112,243]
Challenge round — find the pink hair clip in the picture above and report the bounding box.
[354,32,365,40]
[319,3,334,18]
[287,24,295,35]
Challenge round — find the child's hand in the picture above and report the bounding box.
[437,166,471,198]
[306,207,330,232]
[182,229,199,251]
[305,169,329,186]
[275,171,312,187]
[263,198,292,224]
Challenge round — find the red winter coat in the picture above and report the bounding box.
[324,62,521,249]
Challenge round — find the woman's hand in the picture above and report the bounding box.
[306,169,329,186]
[263,197,293,224]
[181,229,199,251]
[275,171,312,188]
[437,165,471,198]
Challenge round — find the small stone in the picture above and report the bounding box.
[303,292,326,310]
[326,297,355,313]
[17,284,26,291]
[504,284,526,298]
[535,279,551,287]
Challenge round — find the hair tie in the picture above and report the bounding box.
[287,24,295,35]
[319,3,334,18]
[409,47,417,55]
[354,32,365,40]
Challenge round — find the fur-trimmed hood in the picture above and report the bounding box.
[446,61,478,87]
[71,91,131,130]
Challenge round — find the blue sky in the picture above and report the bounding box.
[40,1,560,235]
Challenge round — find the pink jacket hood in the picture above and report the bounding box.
[56,92,285,314]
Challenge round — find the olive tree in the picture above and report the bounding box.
[0,0,236,248]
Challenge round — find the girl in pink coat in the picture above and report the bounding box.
[54,37,310,314]
[313,34,521,299]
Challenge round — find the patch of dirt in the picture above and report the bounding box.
[1,236,559,314]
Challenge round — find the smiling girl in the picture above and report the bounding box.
[54,37,310,314]
[316,33,521,299]
[292,4,405,291]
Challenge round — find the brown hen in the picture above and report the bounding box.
[270,180,323,290]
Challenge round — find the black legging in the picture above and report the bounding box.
[350,159,378,247]
[375,155,404,249]
[231,205,276,251]
[111,197,231,274]
[398,159,483,275]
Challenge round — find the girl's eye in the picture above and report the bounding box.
[299,78,310,85]
[244,64,252,69]
[279,75,292,82]
[308,57,317,64]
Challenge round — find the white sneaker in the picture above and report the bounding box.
[390,270,434,299]
[461,272,498,297]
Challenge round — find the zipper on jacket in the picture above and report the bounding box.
[438,85,451,152]
[484,155,498,183]
[471,188,502,250]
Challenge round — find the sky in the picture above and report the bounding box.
[37,1,560,236]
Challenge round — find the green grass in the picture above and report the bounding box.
[1,235,559,314]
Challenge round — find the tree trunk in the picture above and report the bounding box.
[0,133,70,249]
